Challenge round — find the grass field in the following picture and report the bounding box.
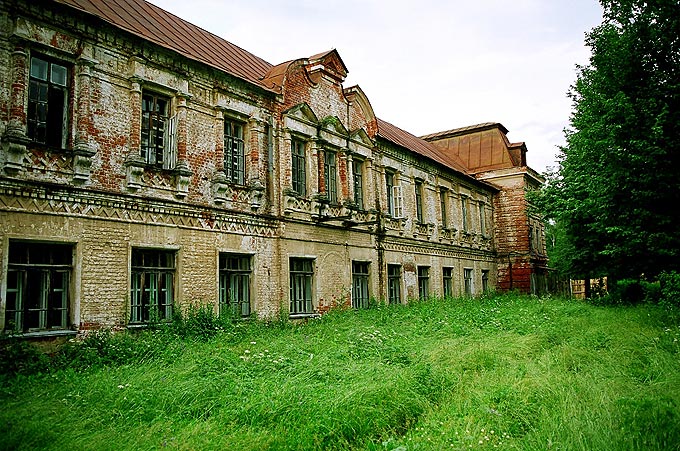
[1,294,679,450]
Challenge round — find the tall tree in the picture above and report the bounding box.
[535,0,680,280]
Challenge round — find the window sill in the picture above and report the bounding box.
[5,329,78,339]
[289,313,320,320]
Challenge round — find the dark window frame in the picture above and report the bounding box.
[415,180,424,223]
[141,92,172,168]
[417,266,430,300]
[224,119,246,185]
[440,188,448,227]
[387,264,401,304]
[353,159,364,209]
[443,267,453,298]
[130,248,175,323]
[5,241,72,333]
[27,54,71,149]
[351,261,370,309]
[464,268,473,296]
[324,150,338,203]
[219,253,251,318]
[289,258,314,314]
[291,139,307,196]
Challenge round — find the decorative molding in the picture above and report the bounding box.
[0,182,279,237]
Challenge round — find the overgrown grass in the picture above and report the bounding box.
[1,294,679,450]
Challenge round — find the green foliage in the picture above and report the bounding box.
[659,271,680,308]
[170,302,232,341]
[0,337,50,377]
[1,295,679,451]
[533,0,680,281]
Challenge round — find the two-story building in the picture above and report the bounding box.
[0,0,547,337]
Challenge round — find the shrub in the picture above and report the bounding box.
[171,302,231,341]
[0,337,50,377]
[659,271,680,308]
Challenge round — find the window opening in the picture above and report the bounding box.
[28,56,69,148]
[219,254,251,317]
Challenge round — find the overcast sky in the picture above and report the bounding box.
[149,0,603,173]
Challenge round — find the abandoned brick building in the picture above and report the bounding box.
[0,0,548,336]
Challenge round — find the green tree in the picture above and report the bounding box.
[535,0,680,281]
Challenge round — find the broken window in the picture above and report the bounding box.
[141,92,176,169]
[479,203,486,235]
[224,119,245,184]
[482,269,490,293]
[219,253,251,317]
[28,55,70,148]
[130,249,175,323]
[289,258,314,314]
[5,241,72,333]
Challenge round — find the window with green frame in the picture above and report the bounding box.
[5,241,72,333]
[130,249,175,323]
[387,264,401,304]
[219,253,251,317]
[224,119,245,184]
[352,261,370,309]
[290,258,314,314]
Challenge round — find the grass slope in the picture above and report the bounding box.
[1,294,679,450]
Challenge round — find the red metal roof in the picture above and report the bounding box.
[376,118,470,174]
[53,0,275,91]
[420,122,508,140]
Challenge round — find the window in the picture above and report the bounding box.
[392,185,404,218]
[324,150,338,203]
[219,254,251,317]
[385,171,395,215]
[5,241,72,333]
[224,119,245,184]
[353,159,364,209]
[387,264,401,304]
[464,268,473,296]
[352,261,370,309]
[443,267,453,298]
[415,180,424,223]
[290,258,314,314]
[482,270,490,293]
[386,171,405,218]
[440,189,448,227]
[141,92,176,169]
[28,55,69,148]
[461,197,469,232]
[479,203,486,235]
[418,266,430,300]
[130,249,175,323]
[291,139,306,196]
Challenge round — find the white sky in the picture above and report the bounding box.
[149,0,603,173]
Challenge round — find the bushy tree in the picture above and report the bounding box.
[535,0,680,281]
